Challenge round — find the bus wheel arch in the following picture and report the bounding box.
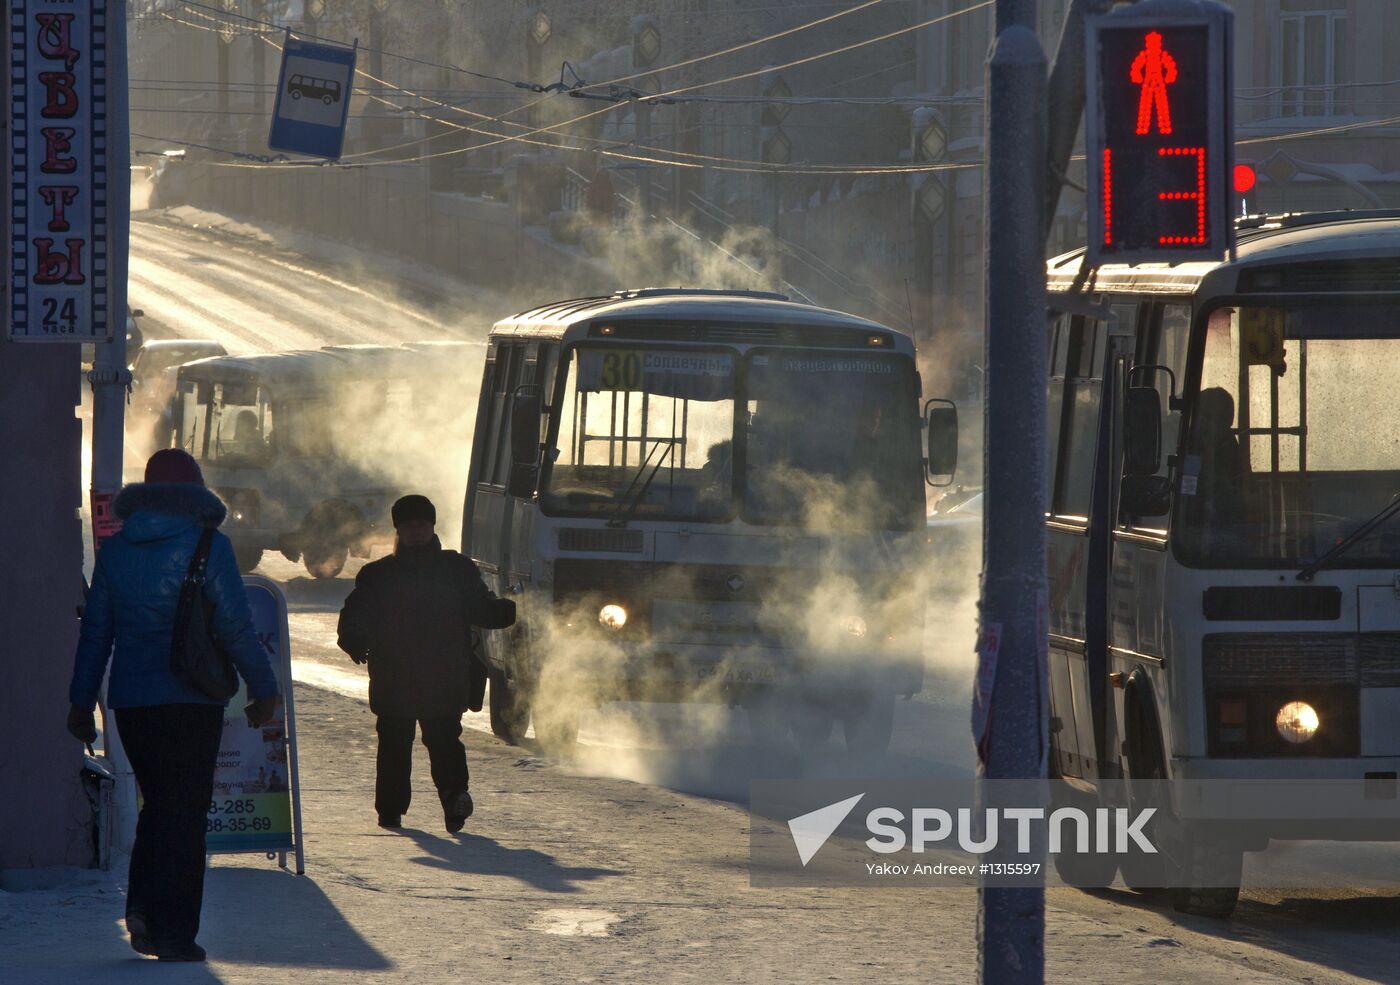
[1123,669,1241,917]
[300,499,364,579]
[486,630,533,744]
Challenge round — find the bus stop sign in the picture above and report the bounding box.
[268,36,357,160]
[1085,0,1234,265]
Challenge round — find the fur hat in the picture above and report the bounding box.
[391,494,435,527]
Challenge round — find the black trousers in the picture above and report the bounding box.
[374,715,469,817]
[115,703,224,947]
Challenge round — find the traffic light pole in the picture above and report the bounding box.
[978,1,1048,982]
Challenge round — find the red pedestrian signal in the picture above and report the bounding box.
[1233,163,1256,193]
[1131,31,1177,135]
[1085,1,1234,264]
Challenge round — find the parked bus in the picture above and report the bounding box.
[1043,211,1400,916]
[464,289,956,754]
[170,342,479,577]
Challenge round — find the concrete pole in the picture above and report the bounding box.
[978,2,1048,982]
[0,341,88,871]
[89,0,138,856]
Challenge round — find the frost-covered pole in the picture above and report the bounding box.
[90,0,138,855]
[978,0,1048,982]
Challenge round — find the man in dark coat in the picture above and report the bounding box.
[337,494,516,832]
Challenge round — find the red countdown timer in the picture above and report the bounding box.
[1085,3,1234,265]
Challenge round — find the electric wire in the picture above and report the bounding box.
[140,3,1400,176]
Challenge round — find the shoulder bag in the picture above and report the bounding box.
[170,527,240,700]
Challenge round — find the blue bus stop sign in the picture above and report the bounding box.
[268,36,357,160]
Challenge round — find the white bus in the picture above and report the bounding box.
[1044,211,1400,916]
[171,342,479,577]
[463,289,956,754]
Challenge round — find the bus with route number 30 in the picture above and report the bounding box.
[461,289,957,757]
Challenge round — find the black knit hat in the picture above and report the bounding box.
[391,494,436,527]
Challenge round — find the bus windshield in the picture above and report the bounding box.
[544,347,737,521]
[741,350,924,529]
[542,344,923,529]
[1178,302,1400,567]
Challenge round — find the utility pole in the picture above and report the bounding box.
[978,0,1048,982]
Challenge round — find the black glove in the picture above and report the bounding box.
[67,705,97,744]
[245,695,278,728]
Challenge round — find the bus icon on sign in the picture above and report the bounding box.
[287,74,342,105]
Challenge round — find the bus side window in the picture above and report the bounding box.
[490,344,523,486]
[1051,317,1104,522]
[1122,302,1190,530]
[535,343,558,396]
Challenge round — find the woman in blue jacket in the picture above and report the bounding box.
[66,449,280,963]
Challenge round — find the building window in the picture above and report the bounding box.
[1277,9,1348,117]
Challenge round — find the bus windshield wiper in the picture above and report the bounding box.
[1296,493,1400,582]
[607,439,673,528]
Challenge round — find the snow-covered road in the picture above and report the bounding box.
[129,209,500,353]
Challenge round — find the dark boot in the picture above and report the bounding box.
[444,789,473,833]
[126,911,155,955]
[154,941,207,962]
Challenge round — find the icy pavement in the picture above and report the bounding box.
[5,679,1391,985]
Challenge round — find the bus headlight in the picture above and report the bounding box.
[1275,700,1320,744]
[598,604,628,631]
[844,615,868,639]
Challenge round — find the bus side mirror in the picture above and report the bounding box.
[924,399,958,486]
[507,385,542,499]
[1124,387,1162,477]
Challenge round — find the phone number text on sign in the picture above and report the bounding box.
[8,0,109,340]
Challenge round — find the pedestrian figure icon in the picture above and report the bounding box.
[1130,30,1177,135]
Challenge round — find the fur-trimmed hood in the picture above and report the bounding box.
[114,483,226,544]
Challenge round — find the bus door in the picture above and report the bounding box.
[506,343,558,590]
[1047,311,1109,780]
[1047,303,1136,782]
[1107,302,1191,770]
[469,341,524,592]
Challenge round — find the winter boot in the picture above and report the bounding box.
[444,789,474,833]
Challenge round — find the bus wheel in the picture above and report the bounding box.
[301,501,361,578]
[1169,837,1242,918]
[841,692,895,757]
[1049,792,1119,889]
[232,541,263,574]
[304,544,347,579]
[487,666,531,744]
